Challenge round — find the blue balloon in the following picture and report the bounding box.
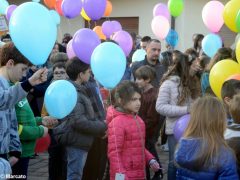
[49,10,61,25]
[202,33,222,58]
[91,42,126,89]
[9,2,57,65]
[0,0,9,14]
[165,29,178,47]
[44,80,77,119]
[132,49,146,62]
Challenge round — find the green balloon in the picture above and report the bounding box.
[168,0,184,17]
[236,10,240,32]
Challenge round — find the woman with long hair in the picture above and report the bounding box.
[175,96,238,179]
[156,50,199,180]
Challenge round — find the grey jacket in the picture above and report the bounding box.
[156,76,192,135]
[0,76,26,155]
[53,81,107,151]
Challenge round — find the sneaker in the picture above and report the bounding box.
[160,144,169,152]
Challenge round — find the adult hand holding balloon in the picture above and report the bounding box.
[174,114,190,141]
[44,80,77,119]
[91,42,126,89]
[9,2,57,65]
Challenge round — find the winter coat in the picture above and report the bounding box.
[175,138,239,180]
[53,81,106,151]
[107,106,154,180]
[0,76,23,157]
[156,76,192,135]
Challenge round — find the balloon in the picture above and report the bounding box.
[35,134,50,153]
[168,0,184,17]
[91,42,126,89]
[83,0,107,21]
[223,0,240,33]
[44,80,77,119]
[236,10,240,32]
[102,20,114,38]
[151,16,170,40]
[81,8,90,21]
[49,10,60,25]
[66,39,76,59]
[72,28,101,64]
[0,0,9,14]
[44,0,56,9]
[112,20,122,33]
[62,0,82,19]
[132,49,146,62]
[202,34,222,58]
[9,2,57,65]
[165,29,179,47]
[55,0,63,16]
[236,40,240,63]
[112,30,133,57]
[202,1,224,33]
[226,74,240,81]
[104,0,112,17]
[5,4,17,21]
[93,26,106,40]
[209,60,240,98]
[174,114,190,141]
[32,0,40,2]
[153,3,170,21]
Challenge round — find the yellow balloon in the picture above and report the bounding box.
[223,0,240,32]
[81,8,91,21]
[210,60,240,98]
[236,40,240,64]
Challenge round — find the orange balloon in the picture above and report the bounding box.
[44,0,56,9]
[55,0,63,16]
[93,26,106,40]
[104,0,112,17]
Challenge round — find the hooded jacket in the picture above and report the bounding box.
[107,106,154,180]
[175,138,239,180]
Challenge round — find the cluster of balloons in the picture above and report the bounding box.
[151,0,183,41]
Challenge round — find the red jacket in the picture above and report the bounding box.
[107,106,154,180]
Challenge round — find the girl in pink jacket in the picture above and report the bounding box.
[107,81,160,180]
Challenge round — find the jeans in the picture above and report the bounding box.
[66,147,88,180]
[167,135,177,180]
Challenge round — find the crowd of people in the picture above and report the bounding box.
[0,31,240,180]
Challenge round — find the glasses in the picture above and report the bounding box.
[54,71,66,75]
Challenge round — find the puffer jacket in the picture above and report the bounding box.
[175,138,239,180]
[53,81,107,151]
[156,76,192,135]
[107,106,154,180]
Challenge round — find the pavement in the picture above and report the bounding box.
[28,144,169,180]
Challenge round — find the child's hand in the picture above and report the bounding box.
[149,159,160,172]
[42,116,58,128]
[28,68,48,86]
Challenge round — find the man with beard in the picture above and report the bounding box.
[131,39,166,88]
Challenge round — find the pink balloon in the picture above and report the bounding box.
[5,5,17,21]
[202,1,224,33]
[151,16,170,40]
[153,3,170,21]
[112,20,122,33]
[112,30,133,57]
[102,20,114,38]
[66,39,76,59]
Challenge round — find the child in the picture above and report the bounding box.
[135,65,163,179]
[0,42,48,165]
[225,93,240,176]
[53,57,106,180]
[175,96,238,179]
[107,81,160,180]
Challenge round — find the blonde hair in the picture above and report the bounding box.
[229,93,240,124]
[183,96,228,170]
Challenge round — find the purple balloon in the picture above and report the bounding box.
[83,0,106,21]
[62,0,82,19]
[66,39,76,59]
[112,20,122,33]
[6,5,17,21]
[112,30,133,57]
[72,28,100,64]
[153,3,170,21]
[174,114,190,141]
[102,21,114,38]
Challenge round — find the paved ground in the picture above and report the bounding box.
[28,144,169,180]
